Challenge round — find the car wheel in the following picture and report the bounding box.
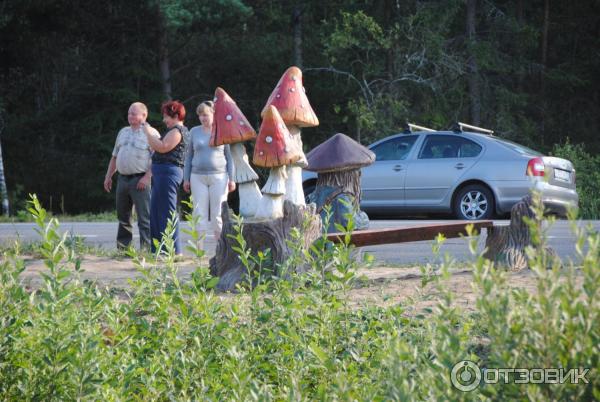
[454,185,494,220]
[303,182,316,204]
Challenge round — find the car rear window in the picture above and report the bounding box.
[492,138,542,156]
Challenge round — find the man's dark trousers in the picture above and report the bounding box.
[116,174,151,249]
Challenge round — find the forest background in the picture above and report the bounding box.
[0,0,598,215]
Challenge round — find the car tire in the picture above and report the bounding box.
[303,182,316,204]
[454,184,494,220]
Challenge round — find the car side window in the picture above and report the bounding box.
[372,136,418,161]
[419,135,482,159]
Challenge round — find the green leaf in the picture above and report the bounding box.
[206,277,220,289]
[309,342,328,364]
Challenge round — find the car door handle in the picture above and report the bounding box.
[454,163,465,170]
[393,165,403,171]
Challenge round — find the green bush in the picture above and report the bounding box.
[0,195,598,399]
[552,141,600,219]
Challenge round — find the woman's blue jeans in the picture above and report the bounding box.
[150,163,183,254]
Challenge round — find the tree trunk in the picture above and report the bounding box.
[292,5,303,68]
[0,144,8,216]
[384,0,394,81]
[210,200,321,291]
[157,8,172,100]
[0,115,8,215]
[540,0,550,147]
[516,0,524,25]
[541,0,550,81]
[466,0,481,125]
[515,0,525,91]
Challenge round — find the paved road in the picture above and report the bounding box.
[1,219,598,266]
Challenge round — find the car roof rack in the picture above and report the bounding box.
[402,122,436,134]
[452,121,494,135]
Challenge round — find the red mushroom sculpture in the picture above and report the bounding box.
[253,106,302,219]
[262,66,319,206]
[210,87,262,217]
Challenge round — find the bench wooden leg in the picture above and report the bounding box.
[484,195,558,270]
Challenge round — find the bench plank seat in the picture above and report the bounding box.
[326,220,494,247]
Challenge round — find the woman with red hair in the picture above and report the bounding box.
[143,100,189,254]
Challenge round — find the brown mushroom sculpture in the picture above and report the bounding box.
[305,133,375,232]
[253,106,302,219]
[262,66,319,206]
[210,87,262,217]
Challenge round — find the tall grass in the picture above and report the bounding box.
[0,209,118,223]
[0,195,598,400]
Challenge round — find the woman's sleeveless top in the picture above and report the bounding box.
[152,125,189,167]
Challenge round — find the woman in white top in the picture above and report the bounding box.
[183,101,235,248]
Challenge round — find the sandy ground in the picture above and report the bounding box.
[12,254,583,314]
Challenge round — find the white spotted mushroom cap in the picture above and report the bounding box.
[261,66,319,128]
[253,106,302,168]
[210,87,257,147]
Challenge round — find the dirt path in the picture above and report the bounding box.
[351,266,539,312]
[18,255,203,288]
[16,255,582,312]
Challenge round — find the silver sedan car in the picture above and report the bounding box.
[302,130,579,219]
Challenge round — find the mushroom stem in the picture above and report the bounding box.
[230,142,262,217]
[255,166,286,219]
[238,181,262,217]
[285,165,305,205]
[230,143,259,183]
[284,125,306,205]
[262,165,287,194]
[254,194,284,220]
[287,126,307,167]
[316,170,362,208]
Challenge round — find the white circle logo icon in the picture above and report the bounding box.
[451,360,481,392]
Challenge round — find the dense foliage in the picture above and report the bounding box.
[1,0,599,213]
[0,196,598,399]
[552,141,600,219]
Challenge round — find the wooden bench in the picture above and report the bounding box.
[326,220,494,247]
[212,196,550,291]
[325,195,557,272]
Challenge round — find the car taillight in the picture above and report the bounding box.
[526,157,545,176]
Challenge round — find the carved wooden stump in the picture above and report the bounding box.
[210,200,322,291]
[484,195,557,270]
